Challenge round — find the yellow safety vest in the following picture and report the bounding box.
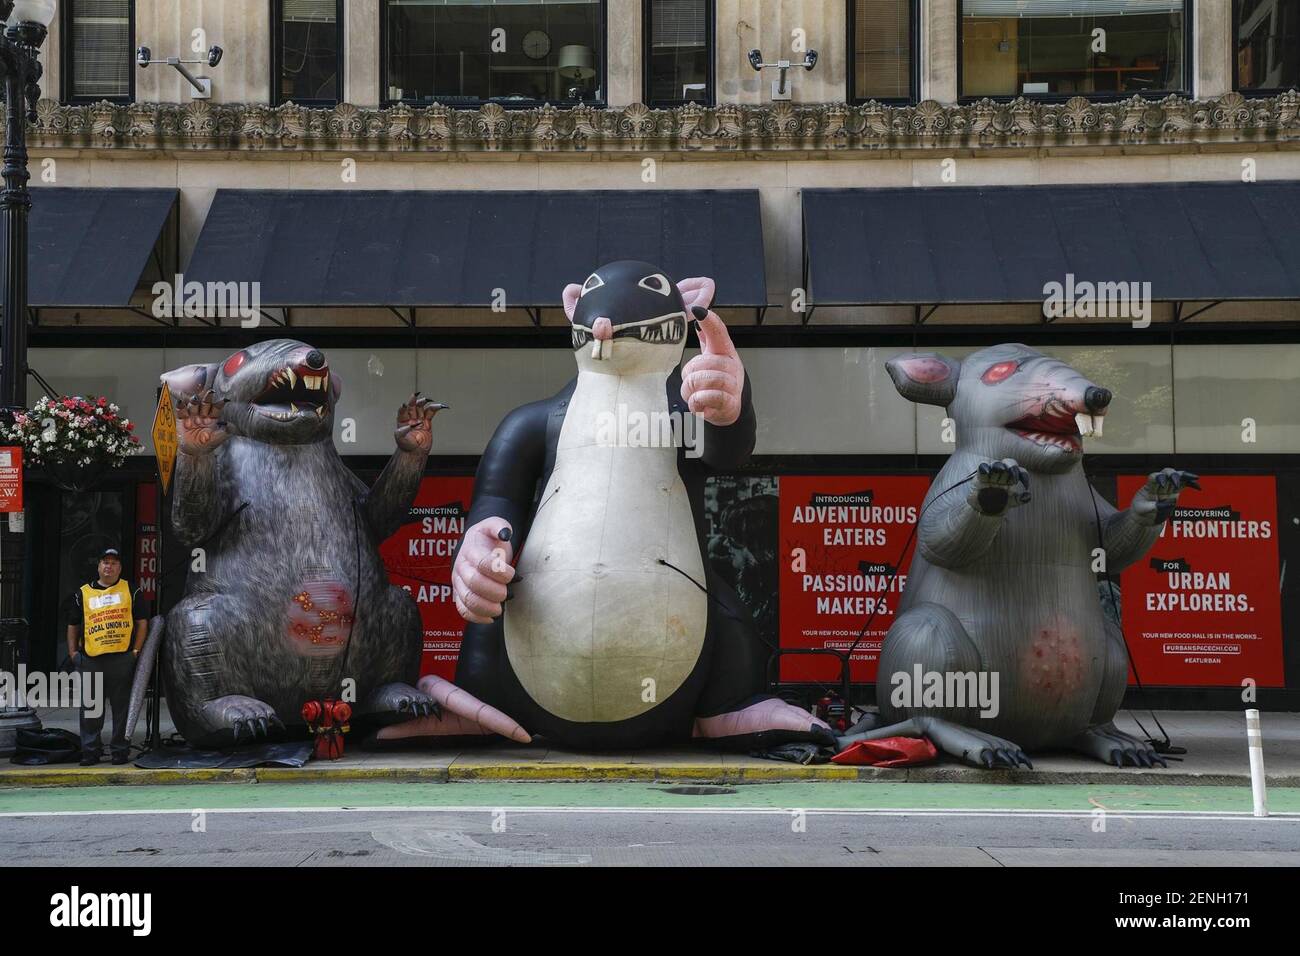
[81,580,134,657]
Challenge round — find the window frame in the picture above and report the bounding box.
[846,0,921,105]
[270,0,346,108]
[643,0,715,108]
[956,0,1194,104]
[1233,0,1300,96]
[378,0,609,110]
[61,0,136,105]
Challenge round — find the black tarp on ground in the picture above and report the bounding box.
[134,741,314,769]
[17,187,177,307]
[802,181,1300,306]
[185,189,769,310]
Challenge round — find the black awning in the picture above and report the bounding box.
[186,189,768,315]
[21,187,177,308]
[802,181,1300,308]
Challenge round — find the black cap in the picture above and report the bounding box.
[98,548,122,561]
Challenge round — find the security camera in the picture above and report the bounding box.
[747,49,763,72]
[134,44,223,99]
[804,49,818,71]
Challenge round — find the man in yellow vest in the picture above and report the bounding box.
[65,548,151,766]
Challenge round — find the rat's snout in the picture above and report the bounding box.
[1085,386,1112,413]
[1075,382,1109,438]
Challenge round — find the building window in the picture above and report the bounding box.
[1236,0,1300,93]
[381,0,605,107]
[62,0,134,103]
[849,0,916,102]
[645,0,712,106]
[273,0,343,105]
[959,1,1188,100]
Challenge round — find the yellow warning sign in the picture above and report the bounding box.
[152,387,179,495]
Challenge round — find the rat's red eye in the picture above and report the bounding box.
[222,351,248,377]
[981,360,1019,384]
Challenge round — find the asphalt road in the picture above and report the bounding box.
[2,782,1298,866]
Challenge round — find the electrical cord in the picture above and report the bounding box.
[1087,480,1183,756]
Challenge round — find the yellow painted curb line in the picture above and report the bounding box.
[0,768,256,788]
[445,763,865,782]
[255,766,450,783]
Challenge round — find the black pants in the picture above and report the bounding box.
[78,651,135,759]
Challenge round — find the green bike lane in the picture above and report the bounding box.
[2,780,1298,817]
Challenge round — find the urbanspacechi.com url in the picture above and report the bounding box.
[1114,916,1250,929]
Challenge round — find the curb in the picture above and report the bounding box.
[2,762,1296,789]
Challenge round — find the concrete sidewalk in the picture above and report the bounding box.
[3,706,1297,789]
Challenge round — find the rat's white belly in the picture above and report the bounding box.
[504,372,707,723]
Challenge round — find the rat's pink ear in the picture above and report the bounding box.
[562,283,583,321]
[676,277,715,313]
[886,353,961,407]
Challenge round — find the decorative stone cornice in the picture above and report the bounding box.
[27,92,1300,154]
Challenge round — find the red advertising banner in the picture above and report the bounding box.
[135,482,158,602]
[0,446,21,513]
[778,475,930,682]
[1117,474,1284,687]
[379,476,474,679]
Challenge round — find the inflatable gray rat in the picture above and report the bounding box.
[128,339,448,748]
[840,344,1197,769]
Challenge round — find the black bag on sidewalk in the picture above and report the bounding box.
[9,727,82,765]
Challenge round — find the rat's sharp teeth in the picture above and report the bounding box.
[285,368,296,389]
[1075,412,1095,438]
[1092,415,1103,438]
[322,371,329,391]
[290,402,299,414]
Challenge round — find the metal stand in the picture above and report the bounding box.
[766,646,855,722]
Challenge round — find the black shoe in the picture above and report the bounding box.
[111,753,129,766]
[80,754,101,767]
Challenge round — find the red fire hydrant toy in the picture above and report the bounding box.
[302,698,352,760]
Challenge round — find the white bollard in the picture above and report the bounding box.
[1245,709,1268,818]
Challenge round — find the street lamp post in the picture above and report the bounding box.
[0,0,53,755]
[0,0,53,410]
